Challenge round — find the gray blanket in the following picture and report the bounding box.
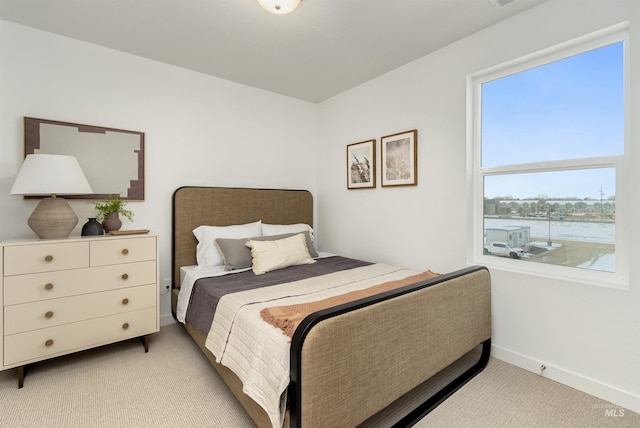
[185,256,371,335]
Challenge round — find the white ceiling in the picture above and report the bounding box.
[0,0,548,103]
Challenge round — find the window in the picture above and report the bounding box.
[469,26,627,287]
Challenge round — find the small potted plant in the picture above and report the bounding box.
[93,194,134,232]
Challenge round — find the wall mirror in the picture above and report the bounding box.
[24,117,145,200]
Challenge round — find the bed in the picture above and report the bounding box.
[171,186,491,427]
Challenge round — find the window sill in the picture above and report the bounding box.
[473,254,629,290]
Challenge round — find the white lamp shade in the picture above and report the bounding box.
[10,154,93,196]
[257,0,301,14]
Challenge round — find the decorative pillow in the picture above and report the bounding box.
[215,231,318,271]
[262,223,314,241]
[192,221,262,267]
[246,233,316,275]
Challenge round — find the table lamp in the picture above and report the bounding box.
[10,154,93,239]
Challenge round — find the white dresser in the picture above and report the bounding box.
[0,233,159,387]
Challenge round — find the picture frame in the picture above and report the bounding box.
[381,129,417,187]
[347,139,376,189]
[24,117,145,200]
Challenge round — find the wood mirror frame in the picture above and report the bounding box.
[24,117,145,200]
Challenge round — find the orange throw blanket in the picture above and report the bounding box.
[260,270,440,339]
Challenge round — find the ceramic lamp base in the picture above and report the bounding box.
[27,196,79,239]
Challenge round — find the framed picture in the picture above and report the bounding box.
[381,129,417,187]
[24,117,145,200]
[347,139,376,189]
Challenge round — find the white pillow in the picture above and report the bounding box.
[193,221,262,267]
[246,233,316,275]
[262,223,314,241]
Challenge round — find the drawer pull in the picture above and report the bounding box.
[121,248,129,255]
[122,323,130,330]
[45,311,54,319]
[45,339,54,347]
[45,283,54,290]
[121,273,129,280]
[44,255,53,262]
[122,298,129,305]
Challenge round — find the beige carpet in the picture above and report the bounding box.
[415,357,639,428]
[0,323,637,427]
[0,323,253,427]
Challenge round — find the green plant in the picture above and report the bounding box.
[93,195,134,222]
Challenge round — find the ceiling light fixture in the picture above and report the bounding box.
[257,0,301,15]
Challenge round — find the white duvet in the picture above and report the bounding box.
[201,263,419,428]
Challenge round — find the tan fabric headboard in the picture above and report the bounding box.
[172,186,313,289]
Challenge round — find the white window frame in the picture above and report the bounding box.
[467,24,629,289]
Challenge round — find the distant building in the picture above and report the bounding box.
[484,199,615,219]
[485,226,531,248]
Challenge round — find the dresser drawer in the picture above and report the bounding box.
[5,283,156,335]
[3,242,89,276]
[4,261,157,305]
[91,237,156,266]
[4,307,157,366]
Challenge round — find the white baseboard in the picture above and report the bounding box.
[491,344,640,414]
[160,313,177,327]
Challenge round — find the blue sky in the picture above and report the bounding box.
[481,42,623,200]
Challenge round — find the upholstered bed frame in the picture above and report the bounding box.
[171,186,491,427]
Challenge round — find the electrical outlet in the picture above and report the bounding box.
[159,278,172,296]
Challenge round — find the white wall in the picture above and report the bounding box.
[0,20,318,325]
[317,0,639,413]
[2,0,639,415]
